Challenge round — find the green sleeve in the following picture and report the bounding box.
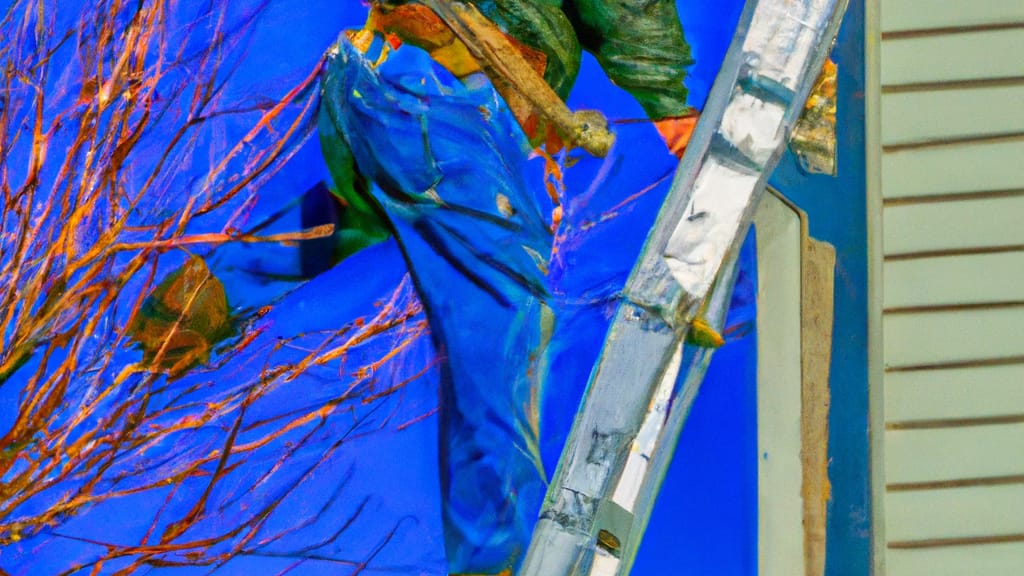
[565,0,694,119]
[316,93,393,264]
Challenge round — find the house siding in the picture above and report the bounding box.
[873,1,1024,573]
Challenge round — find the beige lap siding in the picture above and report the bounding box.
[875,0,1024,573]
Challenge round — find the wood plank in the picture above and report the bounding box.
[882,29,1024,86]
[881,85,1024,147]
[882,196,1024,256]
[887,542,1024,576]
[886,484,1024,542]
[885,424,1024,484]
[881,0,1024,33]
[800,238,834,576]
[884,252,1024,309]
[881,138,1024,199]
[884,307,1024,368]
[885,365,1024,422]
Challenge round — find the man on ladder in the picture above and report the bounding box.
[317,1,709,573]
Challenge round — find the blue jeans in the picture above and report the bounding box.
[320,33,554,573]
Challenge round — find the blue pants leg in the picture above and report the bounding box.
[320,35,554,573]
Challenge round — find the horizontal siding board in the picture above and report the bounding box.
[883,308,1024,368]
[881,29,1024,86]
[880,12,1024,570]
[881,85,1024,147]
[883,252,1024,308]
[882,195,1024,256]
[885,484,1024,541]
[885,424,1024,484]
[887,542,1024,576]
[881,139,1024,199]
[885,365,1024,422]
[881,0,1024,33]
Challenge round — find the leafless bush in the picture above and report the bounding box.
[0,1,429,571]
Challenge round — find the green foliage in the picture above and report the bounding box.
[317,101,393,264]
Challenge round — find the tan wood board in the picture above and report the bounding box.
[882,28,1024,86]
[886,483,1024,543]
[801,237,836,576]
[881,138,1024,199]
[883,307,1024,368]
[883,252,1024,309]
[885,364,1024,422]
[885,424,1024,484]
[886,542,1024,576]
[881,85,1024,147]
[883,195,1024,257]
[881,0,1024,33]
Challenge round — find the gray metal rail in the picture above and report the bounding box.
[520,0,849,573]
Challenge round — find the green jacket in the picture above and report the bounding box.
[318,0,694,263]
[468,0,693,119]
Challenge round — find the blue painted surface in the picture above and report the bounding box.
[768,1,872,574]
[0,1,868,574]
